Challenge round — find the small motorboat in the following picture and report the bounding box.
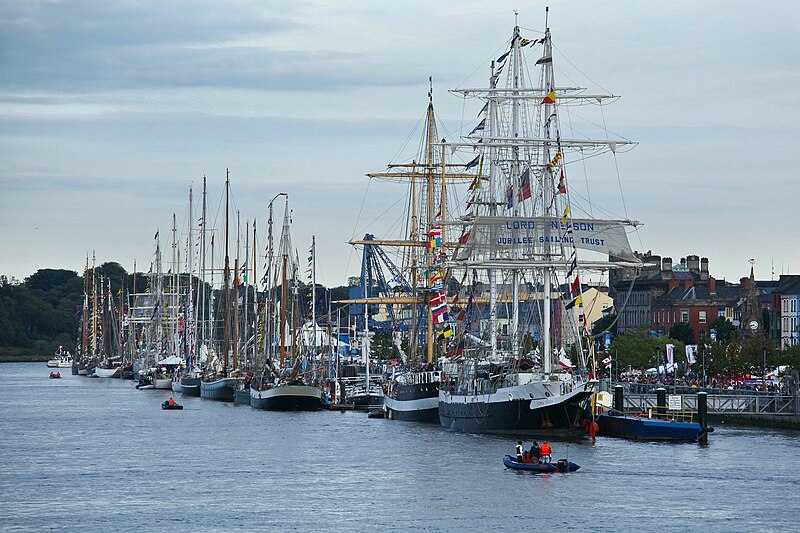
[49,372,62,379]
[503,455,580,473]
[161,399,183,410]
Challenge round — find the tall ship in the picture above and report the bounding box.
[437,13,642,435]
[250,195,322,411]
[201,172,241,401]
[357,84,478,422]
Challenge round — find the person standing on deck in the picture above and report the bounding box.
[539,441,552,463]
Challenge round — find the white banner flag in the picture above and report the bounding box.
[685,345,698,365]
[666,344,675,366]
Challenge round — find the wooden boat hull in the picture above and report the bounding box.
[250,385,321,411]
[201,377,237,402]
[503,455,580,473]
[597,412,708,442]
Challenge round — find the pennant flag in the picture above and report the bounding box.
[520,38,532,47]
[469,119,486,135]
[549,149,563,168]
[506,185,514,209]
[489,74,499,87]
[436,324,453,340]
[210,234,214,246]
[561,205,570,224]
[567,256,577,278]
[456,308,466,321]
[535,55,552,65]
[557,169,566,194]
[545,112,557,129]
[477,101,488,117]
[430,291,446,306]
[465,155,480,169]
[458,231,471,245]
[541,90,556,104]
[468,176,481,191]
[558,354,574,370]
[602,356,613,368]
[496,51,510,63]
[518,167,531,202]
[154,231,159,240]
[570,276,580,295]
[565,294,582,310]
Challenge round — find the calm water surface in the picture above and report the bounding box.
[1,363,798,532]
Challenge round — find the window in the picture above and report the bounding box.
[681,309,689,323]
[699,310,706,324]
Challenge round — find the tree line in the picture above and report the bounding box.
[0,265,351,361]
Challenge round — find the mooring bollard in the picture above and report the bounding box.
[656,387,666,417]
[698,391,708,444]
[614,385,624,413]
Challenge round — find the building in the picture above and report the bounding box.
[777,275,800,348]
[610,252,777,344]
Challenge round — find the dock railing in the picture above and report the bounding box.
[621,392,798,416]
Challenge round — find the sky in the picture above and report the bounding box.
[1,0,799,289]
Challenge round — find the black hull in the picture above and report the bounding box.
[180,376,201,397]
[200,378,236,402]
[250,386,321,411]
[387,406,439,423]
[258,395,321,411]
[439,391,591,437]
[385,381,439,423]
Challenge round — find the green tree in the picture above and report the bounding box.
[708,316,737,345]
[668,322,695,345]
[610,326,661,369]
[591,313,617,338]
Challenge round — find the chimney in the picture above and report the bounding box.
[680,257,687,268]
[709,277,716,294]
[687,255,700,273]
[740,276,751,289]
[662,257,673,279]
[700,257,709,281]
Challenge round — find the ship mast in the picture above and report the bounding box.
[223,169,231,376]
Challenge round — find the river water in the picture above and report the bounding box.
[1,362,798,532]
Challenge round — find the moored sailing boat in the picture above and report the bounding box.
[437,13,642,436]
[250,195,322,411]
[201,171,240,401]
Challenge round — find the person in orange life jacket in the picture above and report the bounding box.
[169,397,175,405]
[515,441,524,461]
[539,441,552,463]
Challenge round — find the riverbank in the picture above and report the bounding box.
[0,355,51,363]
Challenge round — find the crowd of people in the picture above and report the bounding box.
[617,373,794,395]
